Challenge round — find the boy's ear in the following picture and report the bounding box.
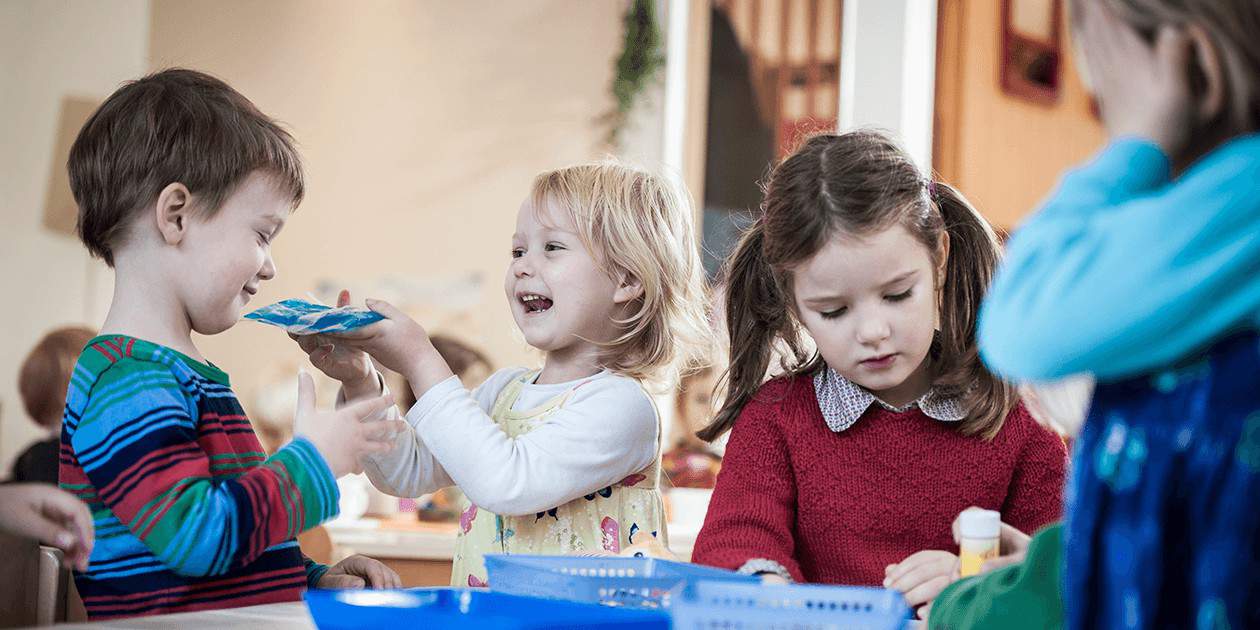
[154,182,193,245]
[1187,23,1226,125]
[613,270,645,305]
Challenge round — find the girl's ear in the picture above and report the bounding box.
[614,271,645,305]
[1187,23,1226,125]
[934,231,951,330]
[935,230,951,286]
[154,182,193,246]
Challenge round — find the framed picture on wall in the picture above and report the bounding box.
[1000,0,1062,104]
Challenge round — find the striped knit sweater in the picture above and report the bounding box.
[59,335,340,619]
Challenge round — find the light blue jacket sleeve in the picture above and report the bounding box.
[978,135,1260,382]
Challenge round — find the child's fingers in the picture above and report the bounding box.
[47,491,95,562]
[358,441,395,457]
[1077,0,1120,77]
[322,326,379,342]
[344,393,396,421]
[31,489,95,566]
[337,289,351,308]
[917,601,933,621]
[979,551,1027,574]
[292,333,336,355]
[366,559,398,589]
[998,523,1031,555]
[883,550,935,585]
[886,554,953,592]
[1154,24,1192,83]
[321,574,366,590]
[900,574,951,608]
[364,298,407,321]
[296,371,316,414]
[352,556,402,589]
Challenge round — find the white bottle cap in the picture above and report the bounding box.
[958,508,1001,539]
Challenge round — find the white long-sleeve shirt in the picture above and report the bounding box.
[363,367,659,517]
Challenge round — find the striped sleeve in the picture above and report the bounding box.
[304,557,330,587]
[69,359,340,577]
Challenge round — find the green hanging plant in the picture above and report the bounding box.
[606,0,665,145]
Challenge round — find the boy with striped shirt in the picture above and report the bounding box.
[60,68,404,619]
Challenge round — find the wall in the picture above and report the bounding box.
[0,1,149,474]
[933,0,1105,229]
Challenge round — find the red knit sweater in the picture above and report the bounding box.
[692,374,1066,585]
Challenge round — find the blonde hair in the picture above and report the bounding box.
[530,161,712,384]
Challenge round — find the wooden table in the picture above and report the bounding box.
[51,602,313,629]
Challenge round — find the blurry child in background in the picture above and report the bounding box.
[663,366,723,489]
[10,326,96,484]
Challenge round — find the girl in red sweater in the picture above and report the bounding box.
[691,130,1066,618]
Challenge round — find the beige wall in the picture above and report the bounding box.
[147,0,626,424]
[0,1,631,470]
[0,1,148,474]
[934,0,1106,229]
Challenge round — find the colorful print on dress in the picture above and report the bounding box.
[585,486,614,501]
[600,516,621,552]
[493,515,515,543]
[460,503,478,533]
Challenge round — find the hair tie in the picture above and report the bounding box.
[926,180,939,201]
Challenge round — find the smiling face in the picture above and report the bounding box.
[504,197,626,359]
[176,171,291,335]
[791,223,945,407]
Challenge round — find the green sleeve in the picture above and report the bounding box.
[929,524,1065,630]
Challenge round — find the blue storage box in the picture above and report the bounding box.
[305,587,669,629]
[484,554,758,608]
[669,580,911,630]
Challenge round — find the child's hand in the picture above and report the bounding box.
[1076,0,1196,156]
[759,573,789,585]
[290,290,379,400]
[324,299,454,397]
[0,484,95,571]
[950,507,1032,574]
[294,371,403,478]
[317,554,403,589]
[884,550,957,619]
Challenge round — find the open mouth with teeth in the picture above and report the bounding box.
[519,292,554,313]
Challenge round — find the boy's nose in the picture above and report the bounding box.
[259,252,277,281]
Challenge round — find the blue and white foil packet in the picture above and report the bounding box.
[244,299,384,335]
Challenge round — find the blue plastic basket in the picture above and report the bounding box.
[669,580,911,630]
[304,587,669,630]
[484,554,759,608]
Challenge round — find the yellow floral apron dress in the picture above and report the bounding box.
[450,370,668,587]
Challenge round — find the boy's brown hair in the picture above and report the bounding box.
[68,68,304,266]
[19,326,97,429]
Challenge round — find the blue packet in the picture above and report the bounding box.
[244,298,384,335]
